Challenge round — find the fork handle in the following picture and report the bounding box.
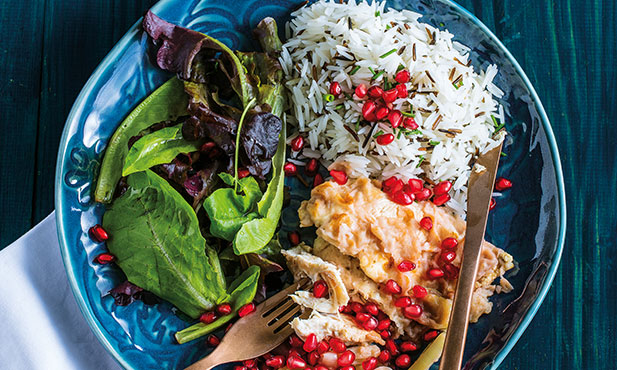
[184,348,226,370]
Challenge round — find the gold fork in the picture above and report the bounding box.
[184,278,311,370]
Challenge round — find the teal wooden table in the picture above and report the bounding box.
[1,1,615,369]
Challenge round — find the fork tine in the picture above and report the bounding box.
[272,305,302,331]
[265,298,298,322]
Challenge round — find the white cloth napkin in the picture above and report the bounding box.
[0,212,122,370]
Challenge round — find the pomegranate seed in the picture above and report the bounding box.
[266,356,285,369]
[403,304,423,319]
[400,341,417,352]
[356,312,371,323]
[414,187,432,201]
[395,84,408,98]
[402,117,418,130]
[362,101,377,120]
[314,366,328,370]
[329,338,346,353]
[237,168,250,179]
[216,303,232,316]
[433,180,452,196]
[390,190,413,205]
[395,354,411,368]
[362,316,379,331]
[94,253,115,264]
[379,329,391,339]
[234,366,247,370]
[376,133,394,145]
[288,231,301,246]
[395,70,411,83]
[329,81,342,97]
[433,193,451,206]
[382,89,398,103]
[419,217,433,230]
[365,110,378,122]
[495,177,512,191]
[330,170,348,185]
[397,260,415,272]
[349,302,365,313]
[355,84,368,98]
[337,350,355,366]
[385,339,399,356]
[441,250,457,263]
[206,334,220,347]
[424,330,439,342]
[313,173,325,187]
[387,110,403,128]
[394,296,412,308]
[490,197,496,210]
[200,141,217,152]
[441,237,458,250]
[225,323,233,333]
[408,178,423,192]
[238,302,256,317]
[199,311,218,324]
[364,303,379,316]
[377,311,388,320]
[305,158,319,176]
[320,352,338,368]
[443,263,460,279]
[412,285,428,299]
[288,349,303,359]
[287,356,307,370]
[89,224,109,242]
[313,280,329,298]
[377,350,391,363]
[317,340,329,354]
[304,333,318,352]
[368,86,384,98]
[284,162,298,176]
[383,279,402,295]
[382,176,404,194]
[427,268,445,279]
[289,334,304,348]
[339,305,349,313]
[375,106,390,120]
[308,351,320,366]
[243,360,257,368]
[377,318,391,331]
[340,366,355,370]
[291,136,305,152]
[362,357,378,370]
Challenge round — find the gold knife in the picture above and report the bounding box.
[439,142,504,370]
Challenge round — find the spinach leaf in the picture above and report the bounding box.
[94,77,188,203]
[102,170,226,319]
[175,265,260,344]
[122,124,201,176]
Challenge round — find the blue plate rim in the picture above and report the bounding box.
[54,1,567,369]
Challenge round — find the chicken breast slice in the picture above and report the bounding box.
[291,311,385,345]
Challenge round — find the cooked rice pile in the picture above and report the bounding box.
[279,0,506,215]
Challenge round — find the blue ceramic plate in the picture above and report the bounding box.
[55,0,566,369]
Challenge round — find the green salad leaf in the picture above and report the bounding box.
[175,265,260,344]
[102,170,226,318]
[122,124,201,176]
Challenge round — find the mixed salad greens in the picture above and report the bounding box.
[94,12,288,343]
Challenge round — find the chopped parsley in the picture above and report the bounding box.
[375,10,381,17]
[379,48,398,58]
[491,115,499,127]
[371,70,385,81]
[416,155,425,168]
[402,111,415,118]
[396,64,405,72]
[334,104,344,110]
[368,66,376,75]
[373,130,385,138]
[429,140,440,146]
[350,65,361,75]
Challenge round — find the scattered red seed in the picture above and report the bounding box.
[375,106,390,120]
[355,312,371,323]
[433,180,452,196]
[424,330,439,342]
[287,356,307,370]
[427,268,445,279]
[490,197,496,210]
[349,302,365,314]
[403,304,423,319]
[303,333,318,352]
[412,285,428,299]
[441,237,458,250]
[284,162,298,176]
[443,263,460,279]
[400,341,418,352]
[206,334,220,347]
[378,350,391,363]
[234,365,247,370]
[419,217,433,230]
[89,224,109,242]
[238,302,256,317]
[394,296,412,308]
[308,351,320,366]
[317,340,329,354]
[395,354,411,368]
[243,359,256,368]
[313,173,325,187]
[441,250,457,263]
[368,86,384,98]
[312,280,329,298]
[199,311,218,324]
[495,177,512,191]
[288,231,301,246]
[314,366,328,370]
[340,366,355,370]
[395,70,411,83]
[387,110,403,128]
[379,329,391,339]
[433,193,451,206]
[362,101,377,120]
[289,334,304,348]
[329,81,342,97]
[407,178,423,193]
[362,357,378,370]
[383,279,402,295]
[362,316,379,331]
[216,303,232,316]
[266,356,285,369]
[237,168,250,179]
[329,338,347,353]
[377,318,391,331]
[414,187,432,201]
[390,190,414,205]
[355,84,368,98]
[376,133,395,145]
[364,302,379,316]
[291,136,305,152]
[382,176,404,194]
[385,339,399,356]
[337,350,356,366]
[397,260,416,272]
[402,117,418,130]
[330,170,348,185]
[395,83,408,98]
[94,253,115,264]
[382,89,398,103]
[305,158,319,176]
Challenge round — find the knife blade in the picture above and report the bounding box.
[438,142,503,370]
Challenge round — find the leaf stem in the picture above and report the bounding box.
[234,98,257,193]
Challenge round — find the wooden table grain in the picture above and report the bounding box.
[1,0,615,369]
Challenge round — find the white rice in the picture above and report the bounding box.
[280,0,505,215]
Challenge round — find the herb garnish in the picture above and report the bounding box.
[380,48,398,58]
[324,93,335,102]
[350,65,361,75]
[429,140,440,146]
[234,98,257,192]
[416,155,425,167]
[373,130,385,138]
[372,70,385,81]
[402,111,415,118]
